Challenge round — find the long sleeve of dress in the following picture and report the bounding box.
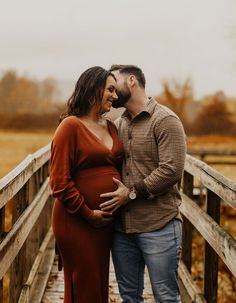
[50,118,93,218]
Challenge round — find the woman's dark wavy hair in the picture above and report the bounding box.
[60,66,115,121]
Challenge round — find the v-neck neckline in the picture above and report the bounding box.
[77,118,115,152]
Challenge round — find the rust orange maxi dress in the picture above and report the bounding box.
[50,116,123,303]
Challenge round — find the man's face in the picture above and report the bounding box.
[111,71,131,108]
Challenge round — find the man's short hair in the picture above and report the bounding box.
[110,64,146,88]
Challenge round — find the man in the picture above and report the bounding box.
[100,65,186,303]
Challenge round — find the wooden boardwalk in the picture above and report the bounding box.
[41,255,156,303]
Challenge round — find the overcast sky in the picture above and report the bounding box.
[1,0,236,98]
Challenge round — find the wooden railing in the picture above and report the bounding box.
[0,144,53,303]
[179,154,236,303]
[0,145,236,303]
[188,148,236,165]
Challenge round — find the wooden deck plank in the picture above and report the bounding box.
[41,255,191,303]
[41,255,156,303]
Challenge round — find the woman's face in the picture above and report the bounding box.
[100,76,118,113]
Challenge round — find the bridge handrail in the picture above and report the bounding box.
[0,144,51,209]
[185,154,236,209]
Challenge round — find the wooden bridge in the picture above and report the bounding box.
[0,145,236,303]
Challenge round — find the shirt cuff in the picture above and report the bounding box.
[134,180,150,199]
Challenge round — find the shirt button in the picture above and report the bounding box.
[128,136,132,140]
[127,154,130,158]
[126,172,129,176]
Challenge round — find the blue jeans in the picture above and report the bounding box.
[112,219,182,303]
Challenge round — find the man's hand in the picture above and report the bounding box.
[86,210,113,228]
[99,178,129,213]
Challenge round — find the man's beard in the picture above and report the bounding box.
[112,86,131,108]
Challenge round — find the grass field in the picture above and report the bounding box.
[0,131,236,302]
[0,130,53,178]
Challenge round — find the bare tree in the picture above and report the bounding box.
[157,78,193,126]
[193,93,234,135]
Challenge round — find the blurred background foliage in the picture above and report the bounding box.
[0,70,65,130]
[0,70,236,136]
[157,78,236,136]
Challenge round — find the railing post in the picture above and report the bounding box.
[26,174,39,277]
[0,208,4,239]
[204,189,221,303]
[10,185,28,303]
[182,171,194,272]
[0,207,5,303]
[199,153,206,205]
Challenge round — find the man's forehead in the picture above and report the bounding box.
[112,70,126,81]
[111,70,120,77]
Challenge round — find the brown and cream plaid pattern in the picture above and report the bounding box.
[114,98,186,233]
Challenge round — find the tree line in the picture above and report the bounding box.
[0,70,236,135]
[158,78,236,136]
[0,71,64,130]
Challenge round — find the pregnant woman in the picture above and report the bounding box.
[50,66,123,303]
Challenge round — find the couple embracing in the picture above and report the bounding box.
[50,64,186,303]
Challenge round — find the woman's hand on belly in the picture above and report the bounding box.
[86,210,113,228]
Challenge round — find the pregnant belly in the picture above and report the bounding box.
[75,168,121,210]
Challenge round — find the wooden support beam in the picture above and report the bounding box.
[182,171,194,272]
[204,190,221,303]
[0,207,5,303]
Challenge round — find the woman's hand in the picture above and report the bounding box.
[99,178,129,213]
[86,210,113,228]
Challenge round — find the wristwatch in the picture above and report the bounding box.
[128,187,137,200]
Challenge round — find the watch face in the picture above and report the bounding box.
[129,192,137,200]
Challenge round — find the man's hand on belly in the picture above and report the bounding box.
[99,178,129,213]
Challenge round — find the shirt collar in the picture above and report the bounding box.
[121,97,157,119]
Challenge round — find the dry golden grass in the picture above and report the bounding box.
[0,130,53,178]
